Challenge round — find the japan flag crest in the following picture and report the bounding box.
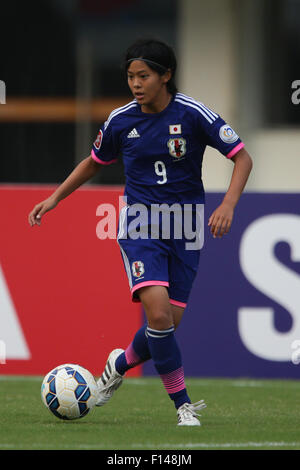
[132,261,145,278]
[167,137,186,159]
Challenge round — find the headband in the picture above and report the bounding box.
[127,58,169,72]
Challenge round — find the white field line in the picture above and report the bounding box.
[133,441,300,449]
[1,376,299,392]
[0,375,42,381]
[1,441,300,450]
[125,379,300,389]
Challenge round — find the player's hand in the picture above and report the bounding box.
[28,197,58,226]
[208,201,234,238]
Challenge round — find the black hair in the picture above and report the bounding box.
[124,38,178,95]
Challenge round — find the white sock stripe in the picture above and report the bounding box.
[147,326,175,333]
[147,332,169,338]
[146,326,175,338]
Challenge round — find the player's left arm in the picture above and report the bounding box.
[208,147,253,238]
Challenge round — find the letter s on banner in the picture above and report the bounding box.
[238,214,300,361]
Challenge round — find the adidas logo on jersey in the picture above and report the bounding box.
[127,128,140,138]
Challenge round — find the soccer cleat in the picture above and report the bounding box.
[96,348,124,407]
[177,400,207,426]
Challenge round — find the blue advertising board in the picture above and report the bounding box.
[143,193,300,378]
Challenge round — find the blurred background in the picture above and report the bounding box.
[0,0,299,190]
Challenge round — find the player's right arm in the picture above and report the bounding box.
[28,155,101,226]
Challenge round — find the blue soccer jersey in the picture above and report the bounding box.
[91,92,244,206]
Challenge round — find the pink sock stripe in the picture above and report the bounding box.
[169,299,187,308]
[131,280,169,296]
[91,149,117,165]
[226,142,245,159]
[160,366,186,394]
[125,343,143,367]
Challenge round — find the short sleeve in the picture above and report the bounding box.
[195,103,244,159]
[91,120,119,165]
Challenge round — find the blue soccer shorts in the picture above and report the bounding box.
[117,203,204,308]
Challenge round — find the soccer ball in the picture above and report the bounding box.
[41,364,98,420]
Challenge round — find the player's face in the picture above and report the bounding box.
[127,60,171,113]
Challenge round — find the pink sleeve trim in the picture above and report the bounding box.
[131,281,169,297]
[91,149,117,165]
[226,142,245,159]
[169,299,187,308]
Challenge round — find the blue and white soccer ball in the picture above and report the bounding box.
[41,364,98,420]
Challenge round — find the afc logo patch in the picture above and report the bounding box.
[132,261,145,278]
[167,138,186,160]
[219,125,239,144]
[93,129,103,150]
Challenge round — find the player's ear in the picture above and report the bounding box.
[162,69,172,85]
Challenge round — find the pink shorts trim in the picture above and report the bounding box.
[226,142,245,159]
[131,281,169,302]
[91,149,117,165]
[169,299,187,308]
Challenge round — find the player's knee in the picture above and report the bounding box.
[146,309,173,331]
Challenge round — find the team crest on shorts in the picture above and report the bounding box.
[132,261,145,278]
[167,138,186,160]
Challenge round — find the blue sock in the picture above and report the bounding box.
[115,325,151,375]
[146,326,190,409]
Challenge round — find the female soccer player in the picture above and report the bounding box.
[29,38,253,426]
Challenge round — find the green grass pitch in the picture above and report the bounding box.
[0,376,300,450]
